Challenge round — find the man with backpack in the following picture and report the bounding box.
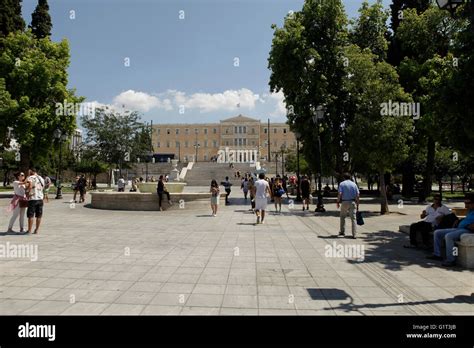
[25,168,45,234]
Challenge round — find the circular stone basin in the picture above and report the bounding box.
[138,182,186,193]
[90,191,225,211]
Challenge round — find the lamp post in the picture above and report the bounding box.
[280,144,286,177]
[145,151,153,182]
[294,131,302,202]
[53,129,68,199]
[194,143,201,162]
[312,105,326,213]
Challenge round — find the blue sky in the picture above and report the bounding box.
[21,0,392,124]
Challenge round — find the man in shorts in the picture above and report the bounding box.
[254,173,270,224]
[25,168,45,234]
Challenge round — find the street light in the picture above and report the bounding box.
[194,143,201,162]
[294,131,302,202]
[312,105,326,213]
[280,144,286,177]
[145,150,153,182]
[53,128,68,199]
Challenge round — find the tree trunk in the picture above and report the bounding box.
[401,160,415,198]
[19,146,31,174]
[380,170,389,214]
[423,137,435,198]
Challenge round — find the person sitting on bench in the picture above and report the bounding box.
[427,193,474,267]
[404,194,450,249]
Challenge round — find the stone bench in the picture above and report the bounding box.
[90,191,225,211]
[456,233,474,269]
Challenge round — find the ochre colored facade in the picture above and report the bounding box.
[151,115,296,162]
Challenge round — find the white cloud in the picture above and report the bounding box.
[265,90,287,117]
[166,88,261,113]
[97,88,287,116]
[112,90,172,113]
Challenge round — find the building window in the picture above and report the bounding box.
[225,141,229,146]
[264,128,267,134]
[243,126,247,133]
[238,138,242,146]
[176,141,180,148]
[225,128,229,134]
[213,140,217,148]
[157,142,160,148]
[213,128,217,134]
[195,128,198,134]
[185,141,189,148]
[251,128,255,134]
[204,140,208,148]
[234,139,238,146]
[283,128,287,134]
[185,128,189,135]
[274,128,277,134]
[234,126,238,134]
[157,128,161,134]
[176,129,179,135]
[243,139,247,146]
[252,140,255,146]
[166,141,170,148]
[204,128,208,135]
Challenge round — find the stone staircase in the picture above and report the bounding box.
[184,163,253,186]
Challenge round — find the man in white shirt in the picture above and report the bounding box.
[25,168,45,234]
[404,193,451,249]
[253,173,270,224]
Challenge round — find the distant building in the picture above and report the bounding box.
[151,115,296,163]
[69,129,83,160]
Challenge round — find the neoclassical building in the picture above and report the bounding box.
[151,115,296,163]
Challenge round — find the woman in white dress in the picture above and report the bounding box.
[7,172,27,233]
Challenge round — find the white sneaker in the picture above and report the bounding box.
[261,220,265,224]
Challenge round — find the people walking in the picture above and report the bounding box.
[222,176,232,205]
[73,175,80,201]
[254,173,270,224]
[336,173,360,239]
[241,177,249,200]
[77,174,87,203]
[210,179,220,216]
[157,175,172,211]
[301,176,310,211]
[273,178,284,213]
[25,168,45,234]
[43,173,51,203]
[7,172,27,233]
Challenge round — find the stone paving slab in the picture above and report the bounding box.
[0,193,472,315]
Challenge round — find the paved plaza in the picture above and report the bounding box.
[0,193,472,315]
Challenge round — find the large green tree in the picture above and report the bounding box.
[0,30,81,170]
[269,0,349,178]
[81,108,150,184]
[0,0,25,37]
[350,0,389,61]
[396,7,466,198]
[30,0,52,39]
[345,44,412,214]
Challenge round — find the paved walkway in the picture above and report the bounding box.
[0,193,472,315]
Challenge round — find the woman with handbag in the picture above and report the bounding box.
[273,178,284,213]
[210,179,220,217]
[7,172,28,233]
